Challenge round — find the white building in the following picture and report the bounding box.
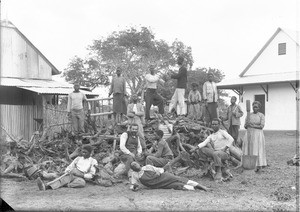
[217,28,299,130]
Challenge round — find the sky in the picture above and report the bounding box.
[1,0,299,83]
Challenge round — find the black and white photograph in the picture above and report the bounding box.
[0,0,299,211]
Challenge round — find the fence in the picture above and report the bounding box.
[86,97,113,128]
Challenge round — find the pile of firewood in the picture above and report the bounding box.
[0,117,212,179]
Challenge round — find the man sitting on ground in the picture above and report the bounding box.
[119,123,143,176]
[191,118,234,181]
[36,145,98,190]
[145,130,174,167]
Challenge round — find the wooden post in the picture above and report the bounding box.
[42,96,47,131]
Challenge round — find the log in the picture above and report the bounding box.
[82,134,120,140]
[0,173,28,180]
[25,133,38,155]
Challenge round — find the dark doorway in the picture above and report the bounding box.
[254,94,265,115]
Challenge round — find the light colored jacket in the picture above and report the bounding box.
[223,104,244,126]
[203,81,218,103]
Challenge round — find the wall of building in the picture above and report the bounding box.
[244,31,298,76]
[1,26,52,79]
[0,87,43,140]
[239,83,297,130]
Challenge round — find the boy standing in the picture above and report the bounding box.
[188,83,202,121]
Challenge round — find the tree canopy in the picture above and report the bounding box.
[63,25,227,106]
[63,26,193,92]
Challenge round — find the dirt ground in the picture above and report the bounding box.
[1,131,298,211]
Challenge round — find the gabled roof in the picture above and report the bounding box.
[1,20,61,75]
[239,27,299,77]
[0,77,98,96]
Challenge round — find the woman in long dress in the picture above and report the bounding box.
[243,101,267,173]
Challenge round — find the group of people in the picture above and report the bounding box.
[62,55,267,192]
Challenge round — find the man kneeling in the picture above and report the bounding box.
[129,161,209,191]
[36,145,98,190]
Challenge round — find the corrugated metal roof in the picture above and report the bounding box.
[19,87,96,95]
[217,71,299,89]
[0,78,98,96]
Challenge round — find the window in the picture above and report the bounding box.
[278,43,286,55]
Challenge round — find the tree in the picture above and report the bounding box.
[63,56,109,88]
[63,26,193,93]
[158,67,227,101]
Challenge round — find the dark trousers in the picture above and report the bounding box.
[229,125,240,144]
[206,102,218,125]
[145,88,164,120]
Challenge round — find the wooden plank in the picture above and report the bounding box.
[86,97,113,102]
[90,111,113,117]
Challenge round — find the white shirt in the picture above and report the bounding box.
[130,165,164,186]
[120,132,142,155]
[65,156,98,179]
[203,81,218,103]
[145,74,160,89]
[133,104,138,113]
[198,129,234,152]
[67,92,87,112]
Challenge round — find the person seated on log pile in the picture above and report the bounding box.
[119,123,144,177]
[191,118,234,182]
[129,161,209,191]
[153,112,173,141]
[165,125,191,168]
[127,94,147,152]
[36,145,98,190]
[144,130,174,167]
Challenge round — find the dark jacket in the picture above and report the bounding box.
[171,66,187,89]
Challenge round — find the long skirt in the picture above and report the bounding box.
[139,171,188,190]
[242,128,267,167]
[113,93,127,114]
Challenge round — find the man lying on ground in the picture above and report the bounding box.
[36,145,98,190]
[129,161,209,191]
[144,130,174,167]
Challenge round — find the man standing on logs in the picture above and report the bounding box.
[168,56,187,118]
[144,65,165,121]
[67,82,89,136]
[109,67,127,125]
[203,72,219,125]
